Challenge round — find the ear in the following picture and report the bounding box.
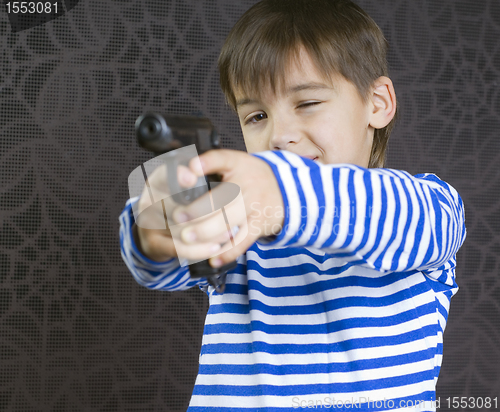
[369,76,396,129]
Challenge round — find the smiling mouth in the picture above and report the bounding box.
[297,153,319,162]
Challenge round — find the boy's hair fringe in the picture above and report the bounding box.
[218,0,396,168]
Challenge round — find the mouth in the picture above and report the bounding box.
[305,156,318,162]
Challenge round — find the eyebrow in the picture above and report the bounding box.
[235,82,333,108]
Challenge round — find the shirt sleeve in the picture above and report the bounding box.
[118,196,208,291]
[253,150,466,282]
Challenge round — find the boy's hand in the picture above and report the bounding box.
[134,163,226,263]
[172,149,284,268]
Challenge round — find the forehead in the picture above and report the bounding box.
[233,49,335,104]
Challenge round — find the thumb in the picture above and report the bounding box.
[190,149,241,177]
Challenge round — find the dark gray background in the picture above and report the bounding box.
[0,0,498,410]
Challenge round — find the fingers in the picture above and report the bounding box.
[193,149,244,177]
[141,164,198,204]
[135,199,170,231]
[167,200,247,264]
[177,164,199,188]
[172,201,247,245]
[171,179,247,240]
[209,224,255,268]
[173,239,224,261]
[138,225,228,262]
[180,219,233,245]
[136,228,178,262]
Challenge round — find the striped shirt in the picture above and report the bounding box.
[119,150,466,411]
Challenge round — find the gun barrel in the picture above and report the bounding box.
[135,113,220,154]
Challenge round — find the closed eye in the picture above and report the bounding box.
[298,101,321,109]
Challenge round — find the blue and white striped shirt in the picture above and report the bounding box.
[119,151,466,411]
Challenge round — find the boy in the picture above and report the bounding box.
[119,0,466,410]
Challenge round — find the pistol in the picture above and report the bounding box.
[135,113,237,293]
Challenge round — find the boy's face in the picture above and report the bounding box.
[234,50,375,167]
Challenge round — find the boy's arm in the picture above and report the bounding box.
[253,150,466,279]
[119,197,208,291]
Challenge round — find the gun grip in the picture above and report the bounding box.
[189,260,238,293]
[167,163,235,292]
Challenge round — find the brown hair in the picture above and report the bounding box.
[218,0,395,168]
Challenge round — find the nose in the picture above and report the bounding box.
[268,116,301,150]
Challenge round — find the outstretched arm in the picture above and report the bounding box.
[252,150,466,278]
[180,149,465,283]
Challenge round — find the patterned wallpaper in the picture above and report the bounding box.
[0,0,498,410]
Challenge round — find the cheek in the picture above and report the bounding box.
[242,135,260,154]
[242,131,269,153]
[240,127,253,152]
[316,118,371,165]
